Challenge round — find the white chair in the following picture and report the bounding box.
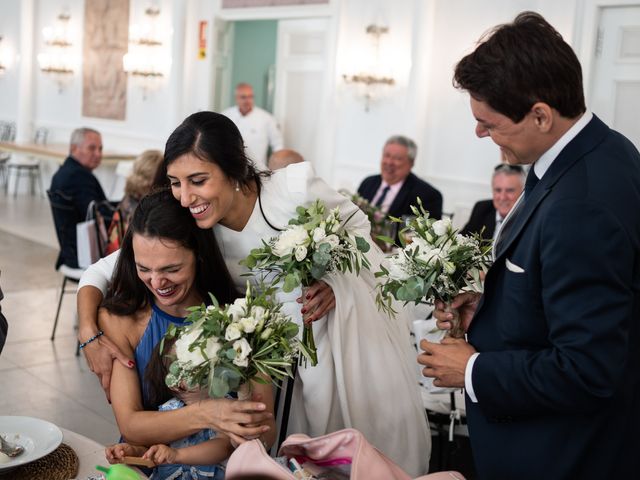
[413,317,470,472]
[6,127,47,197]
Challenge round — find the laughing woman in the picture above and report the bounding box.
[98,189,275,478]
[77,112,431,476]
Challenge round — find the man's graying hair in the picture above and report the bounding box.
[69,127,100,150]
[385,135,417,163]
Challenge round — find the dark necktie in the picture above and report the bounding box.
[374,185,391,207]
[495,167,538,255]
[524,167,539,199]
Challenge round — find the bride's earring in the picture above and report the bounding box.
[235,182,240,192]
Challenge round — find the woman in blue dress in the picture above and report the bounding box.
[99,190,276,478]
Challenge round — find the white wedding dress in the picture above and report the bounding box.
[216,163,431,476]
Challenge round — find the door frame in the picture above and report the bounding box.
[574,0,640,101]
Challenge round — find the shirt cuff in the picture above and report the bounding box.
[465,352,480,403]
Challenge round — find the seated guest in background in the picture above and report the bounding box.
[357,135,443,222]
[222,82,283,171]
[268,148,304,170]
[49,127,110,269]
[461,163,525,240]
[105,149,164,254]
[0,272,7,354]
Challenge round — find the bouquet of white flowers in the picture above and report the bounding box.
[241,199,371,365]
[162,283,302,399]
[375,200,492,338]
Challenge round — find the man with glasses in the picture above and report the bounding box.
[357,135,443,221]
[462,163,525,240]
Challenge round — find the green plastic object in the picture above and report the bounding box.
[95,464,141,480]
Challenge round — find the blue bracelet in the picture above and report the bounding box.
[79,331,103,350]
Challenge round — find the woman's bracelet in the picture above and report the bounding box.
[79,331,104,350]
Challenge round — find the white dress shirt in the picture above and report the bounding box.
[371,179,405,212]
[221,105,284,171]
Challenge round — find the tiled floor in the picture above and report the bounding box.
[0,191,120,446]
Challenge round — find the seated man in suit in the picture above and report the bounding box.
[461,163,525,240]
[357,135,443,222]
[49,127,110,269]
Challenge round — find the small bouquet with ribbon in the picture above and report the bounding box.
[162,283,302,399]
[339,190,397,252]
[375,199,492,338]
[241,199,371,366]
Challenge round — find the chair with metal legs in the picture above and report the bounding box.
[46,189,86,354]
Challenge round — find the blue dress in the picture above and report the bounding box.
[134,303,225,480]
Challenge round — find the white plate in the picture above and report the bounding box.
[0,416,63,472]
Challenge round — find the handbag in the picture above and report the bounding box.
[76,201,108,268]
[225,428,465,480]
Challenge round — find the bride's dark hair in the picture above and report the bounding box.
[102,188,238,315]
[155,111,270,190]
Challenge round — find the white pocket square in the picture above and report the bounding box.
[506,258,525,273]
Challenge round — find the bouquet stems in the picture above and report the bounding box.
[301,285,318,367]
[445,302,466,339]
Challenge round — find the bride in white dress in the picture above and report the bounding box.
[77,111,431,476]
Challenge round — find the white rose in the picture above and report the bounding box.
[272,225,309,257]
[312,227,326,242]
[227,298,247,321]
[225,323,242,341]
[321,234,340,250]
[175,328,206,365]
[232,338,252,367]
[203,337,222,363]
[239,315,258,333]
[431,219,451,237]
[295,245,307,261]
[385,257,410,281]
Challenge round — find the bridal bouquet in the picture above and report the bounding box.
[162,283,302,399]
[339,190,397,252]
[375,199,492,338]
[241,199,371,365]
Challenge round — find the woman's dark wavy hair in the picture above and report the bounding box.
[453,11,586,123]
[101,189,238,316]
[154,111,270,189]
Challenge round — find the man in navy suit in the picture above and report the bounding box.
[461,164,525,240]
[357,135,442,221]
[418,12,640,479]
[49,128,109,269]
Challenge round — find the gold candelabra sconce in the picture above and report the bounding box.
[123,3,171,99]
[343,24,396,111]
[37,10,77,92]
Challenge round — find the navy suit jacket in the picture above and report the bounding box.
[49,156,108,269]
[461,199,496,240]
[466,115,640,479]
[357,172,443,220]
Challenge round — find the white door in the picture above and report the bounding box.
[210,18,234,112]
[274,18,332,178]
[590,5,640,148]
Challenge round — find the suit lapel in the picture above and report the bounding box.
[388,173,415,217]
[494,115,609,261]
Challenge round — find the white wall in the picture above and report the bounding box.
[0,0,22,122]
[1,0,601,219]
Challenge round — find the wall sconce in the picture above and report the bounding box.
[37,11,78,92]
[343,24,396,112]
[123,4,172,99]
